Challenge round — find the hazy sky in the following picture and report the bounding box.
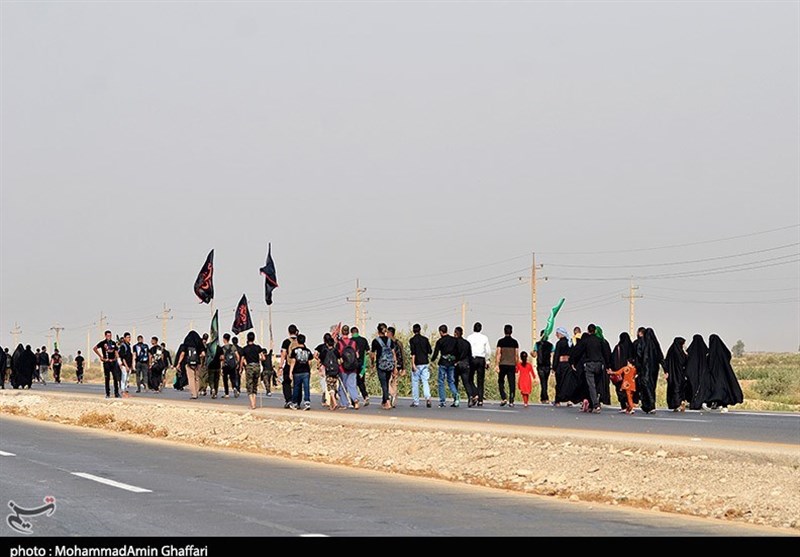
[1,1,798,357]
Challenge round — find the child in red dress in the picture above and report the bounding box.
[516,351,538,407]
[608,358,638,414]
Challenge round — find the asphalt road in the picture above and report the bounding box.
[29,380,800,446]
[0,417,786,537]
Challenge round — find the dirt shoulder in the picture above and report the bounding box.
[1,390,798,533]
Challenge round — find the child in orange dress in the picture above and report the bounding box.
[516,351,538,407]
[608,358,637,414]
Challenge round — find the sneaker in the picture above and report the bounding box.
[410,402,419,408]
[234,390,240,398]
[303,402,311,411]
[438,402,446,408]
[592,407,601,414]
[508,402,515,408]
[211,392,217,400]
[451,400,460,408]
[105,395,110,399]
[566,401,574,407]
[477,401,483,407]
[720,407,729,413]
[524,403,529,408]
[284,402,291,409]
[266,392,272,397]
[223,394,230,399]
[500,400,507,407]
[136,388,141,393]
[363,397,370,407]
[426,399,432,408]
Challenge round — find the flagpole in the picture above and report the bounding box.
[268,306,274,348]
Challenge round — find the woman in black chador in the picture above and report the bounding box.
[553,327,583,405]
[664,337,688,411]
[638,328,663,414]
[704,334,744,411]
[611,332,635,411]
[686,335,709,410]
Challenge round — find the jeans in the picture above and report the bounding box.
[135,361,149,391]
[222,366,238,395]
[537,366,551,402]
[342,372,360,404]
[103,362,120,397]
[411,364,431,403]
[456,361,476,399]
[498,364,516,403]
[377,369,392,404]
[437,364,458,403]
[282,365,293,403]
[292,372,310,404]
[471,357,486,402]
[584,361,604,409]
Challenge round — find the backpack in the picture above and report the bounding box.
[223,345,237,369]
[186,346,199,367]
[322,347,339,376]
[339,339,358,373]
[377,337,395,373]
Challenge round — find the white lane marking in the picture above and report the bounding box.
[300,534,329,537]
[0,451,16,457]
[638,417,707,423]
[71,473,152,493]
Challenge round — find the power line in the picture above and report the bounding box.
[368,267,529,292]
[543,242,799,269]
[369,280,525,302]
[538,223,799,255]
[647,295,800,305]
[546,254,799,282]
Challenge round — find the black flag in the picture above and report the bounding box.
[259,243,278,306]
[232,294,253,335]
[193,249,214,304]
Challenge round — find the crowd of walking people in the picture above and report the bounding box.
[0,320,744,414]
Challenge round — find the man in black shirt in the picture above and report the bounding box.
[37,346,50,385]
[454,327,477,407]
[74,350,85,383]
[431,324,459,408]
[534,330,554,404]
[370,323,396,410]
[118,332,133,397]
[387,327,405,408]
[569,323,612,413]
[289,334,314,410]
[351,326,371,406]
[148,337,166,392]
[93,330,120,398]
[495,324,520,407]
[133,335,150,393]
[221,333,240,398]
[278,325,299,408]
[239,331,265,410]
[51,349,63,383]
[408,323,432,408]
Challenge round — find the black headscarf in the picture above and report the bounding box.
[686,335,709,410]
[664,337,688,410]
[612,332,634,371]
[706,334,744,408]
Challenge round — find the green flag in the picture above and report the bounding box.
[541,298,566,342]
[206,309,219,368]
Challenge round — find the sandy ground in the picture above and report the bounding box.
[1,389,798,533]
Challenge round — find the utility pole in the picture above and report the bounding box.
[461,300,467,331]
[10,322,21,347]
[157,304,172,346]
[623,278,643,337]
[347,279,370,332]
[519,253,545,349]
[50,324,64,350]
[46,332,53,351]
